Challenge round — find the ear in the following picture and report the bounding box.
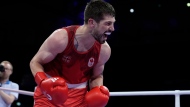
[10,70,13,75]
[88,18,95,27]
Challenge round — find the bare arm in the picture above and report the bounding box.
[0,90,15,105]
[89,42,111,89]
[30,29,68,77]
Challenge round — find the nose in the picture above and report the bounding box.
[109,25,115,31]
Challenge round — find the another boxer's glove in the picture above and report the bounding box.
[35,72,68,105]
[85,86,109,107]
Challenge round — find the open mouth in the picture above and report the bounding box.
[104,32,111,38]
[104,32,111,36]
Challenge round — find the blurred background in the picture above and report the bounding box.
[0,0,190,107]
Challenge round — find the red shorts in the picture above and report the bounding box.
[33,82,88,107]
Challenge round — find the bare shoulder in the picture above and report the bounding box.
[99,42,111,64]
[43,28,69,53]
[49,28,68,43]
[100,42,111,54]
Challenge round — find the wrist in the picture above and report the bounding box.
[35,72,47,86]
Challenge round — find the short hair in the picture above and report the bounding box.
[84,0,115,24]
[1,60,13,71]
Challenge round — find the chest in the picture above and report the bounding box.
[74,37,94,52]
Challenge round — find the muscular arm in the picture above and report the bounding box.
[30,29,68,77]
[89,42,111,89]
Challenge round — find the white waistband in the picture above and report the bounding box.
[66,81,88,89]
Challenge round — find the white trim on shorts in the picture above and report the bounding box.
[66,81,87,89]
[40,73,88,89]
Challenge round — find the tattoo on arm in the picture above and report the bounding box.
[74,36,79,49]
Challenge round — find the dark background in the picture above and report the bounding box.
[0,0,190,107]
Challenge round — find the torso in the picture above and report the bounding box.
[44,25,102,84]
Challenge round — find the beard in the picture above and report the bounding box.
[91,29,105,44]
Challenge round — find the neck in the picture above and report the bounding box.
[76,25,95,42]
[74,25,96,51]
[0,78,9,84]
[77,25,89,34]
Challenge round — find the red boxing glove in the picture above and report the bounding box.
[35,72,68,105]
[85,86,110,107]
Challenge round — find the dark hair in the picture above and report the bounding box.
[84,0,115,24]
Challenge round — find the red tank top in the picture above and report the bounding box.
[44,25,101,84]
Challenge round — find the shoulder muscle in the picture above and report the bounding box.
[34,28,68,64]
[99,42,111,65]
[43,28,68,54]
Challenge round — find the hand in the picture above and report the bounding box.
[85,86,110,107]
[35,72,68,105]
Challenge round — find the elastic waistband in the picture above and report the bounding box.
[66,81,88,89]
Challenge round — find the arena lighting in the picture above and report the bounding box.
[130,8,134,13]
[16,102,21,106]
[187,3,190,7]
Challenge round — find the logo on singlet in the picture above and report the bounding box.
[88,57,94,67]
[62,55,71,63]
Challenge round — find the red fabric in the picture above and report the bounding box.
[43,25,101,84]
[34,86,88,107]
